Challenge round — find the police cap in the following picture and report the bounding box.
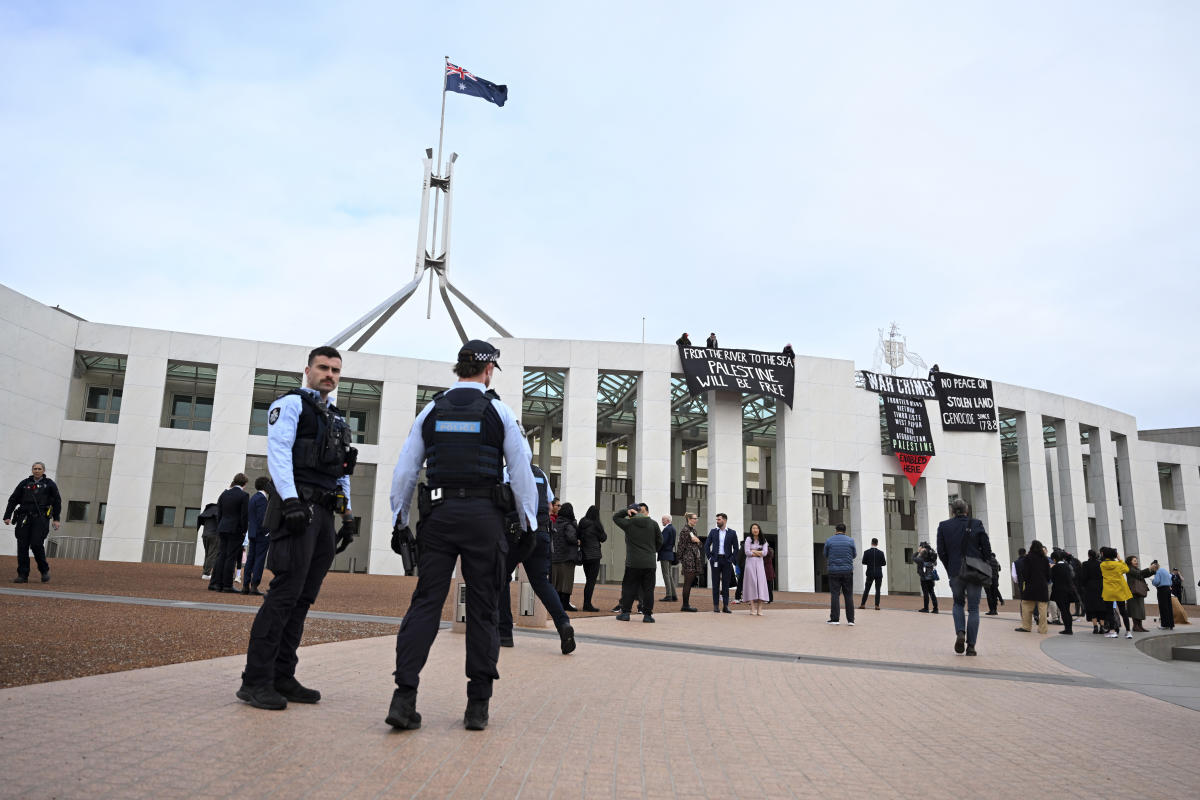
[458,339,502,370]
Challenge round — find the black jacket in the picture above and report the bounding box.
[551,514,579,564]
[215,487,248,536]
[197,503,220,537]
[1050,561,1075,603]
[862,547,886,579]
[936,515,992,580]
[5,475,62,522]
[1020,554,1051,602]
[577,516,607,562]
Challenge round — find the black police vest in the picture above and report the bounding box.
[531,465,551,530]
[287,390,352,491]
[422,388,504,489]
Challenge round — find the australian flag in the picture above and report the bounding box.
[445,62,507,107]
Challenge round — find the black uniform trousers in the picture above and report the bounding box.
[210,532,244,590]
[14,513,51,577]
[394,498,505,701]
[242,502,336,687]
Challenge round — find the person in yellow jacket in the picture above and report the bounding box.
[1099,546,1133,639]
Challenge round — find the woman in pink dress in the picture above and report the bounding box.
[742,524,770,616]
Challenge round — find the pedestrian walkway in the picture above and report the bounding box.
[2,605,1198,799]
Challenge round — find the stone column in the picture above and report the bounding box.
[1054,419,1090,554]
[560,366,599,513]
[707,391,744,536]
[537,419,553,474]
[635,365,672,587]
[368,367,417,575]
[1015,411,1053,547]
[670,433,683,499]
[774,402,814,591]
[1113,435,1140,557]
[101,337,173,563]
[1088,427,1123,550]
[915,472,950,597]
[825,470,842,509]
[1176,464,1200,604]
[848,471,885,594]
[605,442,619,477]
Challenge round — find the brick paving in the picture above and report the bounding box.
[2,601,1199,799]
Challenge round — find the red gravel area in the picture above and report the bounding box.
[0,594,395,689]
[1,555,1050,689]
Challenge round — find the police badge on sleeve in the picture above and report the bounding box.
[268,407,280,425]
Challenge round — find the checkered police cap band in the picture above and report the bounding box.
[457,339,501,369]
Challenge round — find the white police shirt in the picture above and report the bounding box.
[390,381,537,530]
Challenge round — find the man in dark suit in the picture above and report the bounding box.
[705,512,738,613]
[859,537,887,610]
[209,473,249,593]
[937,499,992,657]
[658,515,678,602]
[242,476,271,596]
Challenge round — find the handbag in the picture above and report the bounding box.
[959,520,991,586]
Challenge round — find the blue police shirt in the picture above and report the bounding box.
[390,381,537,529]
[266,387,352,507]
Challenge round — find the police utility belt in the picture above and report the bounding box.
[262,483,347,532]
[418,483,514,516]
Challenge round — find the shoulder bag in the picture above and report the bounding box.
[959,520,992,586]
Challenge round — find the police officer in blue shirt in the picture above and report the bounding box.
[237,345,358,710]
[497,463,576,654]
[385,339,537,732]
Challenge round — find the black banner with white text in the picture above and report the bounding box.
[931,370,998,432]
[881,392,936,487]
[678,346,795,409]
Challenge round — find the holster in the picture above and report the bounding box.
[493,483,516,514]
[417,483,435,517]
[262,482,283,534]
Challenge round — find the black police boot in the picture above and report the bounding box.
[616,611,630,621]
[12,575,28,583]
[499,635,515,648]
[558,623,576,655]
[236,683,287,710]
[385,689,421,730]
[464,699,489,731]
[275,676,320,704]
[40,571,49,583]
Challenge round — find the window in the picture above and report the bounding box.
[98,503,106,525]
[250,401,272,437]
[346,410,368,444]
[251,371,302,436]
[337,379,383,445]
[169,394,214,431]
[164,363,217,430]
[183,507,201,528]
[85,386,122,423]
[154,506,176,526]
[66,501,90,522]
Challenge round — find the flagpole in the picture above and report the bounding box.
[427,56,449,319]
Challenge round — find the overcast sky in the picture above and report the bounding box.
[2,2,1197,428]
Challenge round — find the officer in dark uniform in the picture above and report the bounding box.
[497,463,575,653]
[4,461,62,583]
[237,346,358,710]
[386,339,537,732]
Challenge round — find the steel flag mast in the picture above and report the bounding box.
[327,57,511,351]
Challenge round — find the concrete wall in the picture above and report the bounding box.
[3,282,1198,594]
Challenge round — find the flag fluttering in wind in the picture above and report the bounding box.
[444,62,508,107]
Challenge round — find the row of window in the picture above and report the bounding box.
[63,500,200,529]
[83,387,369,442]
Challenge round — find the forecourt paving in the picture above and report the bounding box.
[1,607,1198,800]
